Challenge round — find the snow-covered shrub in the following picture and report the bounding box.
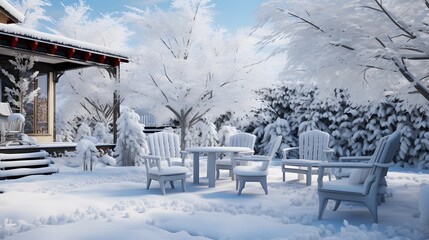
[76,139,99,171]
[114,106,148,166]
[59,128,74,142]
[185,120,218,147]
[217,125,238,146]
[100,154,116,166]
[257,117,287,156]
[230,83,429,168]
[74,123,91,143]
[92,122,113,143]
[20,134,37,144]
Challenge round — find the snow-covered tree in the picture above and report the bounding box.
[76,138,99,171]
[92,122,113,143]
[52,0,131,135]
[74,122,91,143]
[114,106,148,166]
[258,0,429,104]
[12,0,52,29]
[123,0,276,149]
[185,119,218,147]
[217,125,238,146]
[1,54,39,116]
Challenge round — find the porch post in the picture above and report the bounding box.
[113,65,120,143]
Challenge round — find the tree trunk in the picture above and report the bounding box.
[180,119,188,150]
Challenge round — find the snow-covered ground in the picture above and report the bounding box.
[0,157,428,240]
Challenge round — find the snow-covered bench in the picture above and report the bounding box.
[0,151,58,179]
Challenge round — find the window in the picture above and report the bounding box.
[24,73,49,134]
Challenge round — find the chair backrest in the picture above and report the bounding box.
[228,132,256,150]
[362,131,401,193]
[298,130,330,160]
[147,132,181,161]
[261,136,283,170]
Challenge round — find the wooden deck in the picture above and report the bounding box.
[0,142,116,155]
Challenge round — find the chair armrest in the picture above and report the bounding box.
[239,150,255,155]
[374,162,394,168]
[318,162,373,168]
[282,147,299,159]
[317,162,373,189]
[322,148,335,161]
[233,155,270,162]
[180,150,190,165]
[141,154,162,170]
[322,148,335,153]
[339,156,372,162]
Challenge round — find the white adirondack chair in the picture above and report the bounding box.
[233,136,282,195]
[317,131,401,222]
[281,130,334,186]
[147,132,188,166]
[141,154,188,195]
[216,132,256,180]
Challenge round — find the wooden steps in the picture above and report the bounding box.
[0,151,59,179]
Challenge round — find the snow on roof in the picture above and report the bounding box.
[0,23,128,59]
[0,0,24,23]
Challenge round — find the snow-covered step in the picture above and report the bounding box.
[0,166,59,179]
[0,151,58,179]
[0,159,51,170]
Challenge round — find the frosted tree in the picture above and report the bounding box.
[92,122,113,143]
[258,0,429,104]
[76,138,99,171]
[114,106,148,166]
[74,122,91,143]
[123,0,276,149]
[12,0,52,29]
[217,125,238,146]
[1,54,39,116]
[51,0,132,136]
[185,119,218,147]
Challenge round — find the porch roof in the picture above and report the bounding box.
[0,23,129,71]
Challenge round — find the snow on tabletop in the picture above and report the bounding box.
[0,158,428,240]
[0,0,24,23]
[0,24,127,58]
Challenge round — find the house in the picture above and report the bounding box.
[0,0,128,143]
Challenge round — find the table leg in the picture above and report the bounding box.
[306,166,312,186]
[207,152,216,188]
[193,153,200,184]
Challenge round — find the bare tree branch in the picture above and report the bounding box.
[149,74,169,102]
[160,37,178,58]
[374,0,416,39]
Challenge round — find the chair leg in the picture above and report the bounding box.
[306,168,312,186]
[282,165,286,182]
[237,178,246,195]
[146,179,152,190]
[159,180,166,195]
[333,200,341,211]
[236,178,239,190]
[181,178,186,192]
[260,177,268,195]
[318,197,329,220]
[216,167,220,180]
[230,168,234,181]
[366,202,378,223]
[170,181,175,189]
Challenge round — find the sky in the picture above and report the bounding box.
[48,0,263,33]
